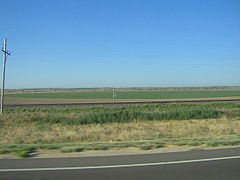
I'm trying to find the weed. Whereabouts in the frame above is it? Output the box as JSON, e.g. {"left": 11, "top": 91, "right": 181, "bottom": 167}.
{"left": 0, "top": 148, "right": 11, "bottom": 154}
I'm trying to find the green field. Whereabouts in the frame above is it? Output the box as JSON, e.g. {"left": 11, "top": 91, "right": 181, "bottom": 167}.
{"left": 6, "top": 90, "right": 240, "bottom": 99}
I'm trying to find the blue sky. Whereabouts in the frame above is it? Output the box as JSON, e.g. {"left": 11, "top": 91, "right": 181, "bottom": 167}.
{"left": 0, "top": 0, "right": 240, "bottom": 89}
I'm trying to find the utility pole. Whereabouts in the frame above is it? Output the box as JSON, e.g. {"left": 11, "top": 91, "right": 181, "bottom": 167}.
{"left": 112, "top": 89, "right": 116, "bottom": 104}
{"left": 1, "top": 38, "right": 10, "bottom": 114}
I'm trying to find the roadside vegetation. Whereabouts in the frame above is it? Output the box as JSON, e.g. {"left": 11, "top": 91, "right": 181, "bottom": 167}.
{"left": 1, "top": 102, "right": 240, "bottom": 157}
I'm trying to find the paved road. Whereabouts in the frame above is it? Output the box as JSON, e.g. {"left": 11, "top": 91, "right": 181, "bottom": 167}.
{"left": 0, "top": 147, "right": 240, "bottom": 180}
{"left": 5, "top": 98, "right": 240, "bottom": 108}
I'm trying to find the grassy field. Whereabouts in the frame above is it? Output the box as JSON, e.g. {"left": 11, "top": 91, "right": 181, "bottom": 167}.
{"left": 1, "top": 102, "right": 240, "bottom": 157}
{"left": 5, "top": 90, "right": 240, "bottom": 99}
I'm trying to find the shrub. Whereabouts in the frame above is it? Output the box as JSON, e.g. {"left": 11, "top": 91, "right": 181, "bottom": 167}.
{"left": 16, "top": 151, "right": 30, "bottom": 158}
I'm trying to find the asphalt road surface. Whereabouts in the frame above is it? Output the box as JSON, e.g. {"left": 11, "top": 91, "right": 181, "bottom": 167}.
{"left": 0, "top": 147, "right": 240, "bottom": 180}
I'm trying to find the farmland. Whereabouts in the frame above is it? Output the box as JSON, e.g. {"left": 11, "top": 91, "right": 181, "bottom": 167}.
{"left": 4, "top": 88, "right": 240, "bottom": 105}
{"left": 5, "top": 89, "right": 240, "bottom": 99}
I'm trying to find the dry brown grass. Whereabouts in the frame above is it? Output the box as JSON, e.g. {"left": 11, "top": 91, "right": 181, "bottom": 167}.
{"left": 1, "top": 118, "right": 239, "bottom": 144}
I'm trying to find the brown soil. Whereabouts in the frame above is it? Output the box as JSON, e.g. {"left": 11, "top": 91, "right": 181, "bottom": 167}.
{"left": 5, "top": 96, "right": 240, "bottom": 105}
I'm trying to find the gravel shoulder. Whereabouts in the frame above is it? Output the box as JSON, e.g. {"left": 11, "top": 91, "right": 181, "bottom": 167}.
{"left": 1, "top": 145, "right": 240, "bottom": 159}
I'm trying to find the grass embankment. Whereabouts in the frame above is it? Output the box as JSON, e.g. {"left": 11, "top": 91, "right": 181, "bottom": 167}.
{"left": 5, "top": 90, "right": 240, "bottom": 99}
{"left": 1, "top": 103, "right": 240, "bottom": 157}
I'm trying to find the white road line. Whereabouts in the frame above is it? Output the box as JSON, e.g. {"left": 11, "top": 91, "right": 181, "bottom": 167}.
{"left": 0, "top": 155, "right": 240, "bottom": 172}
